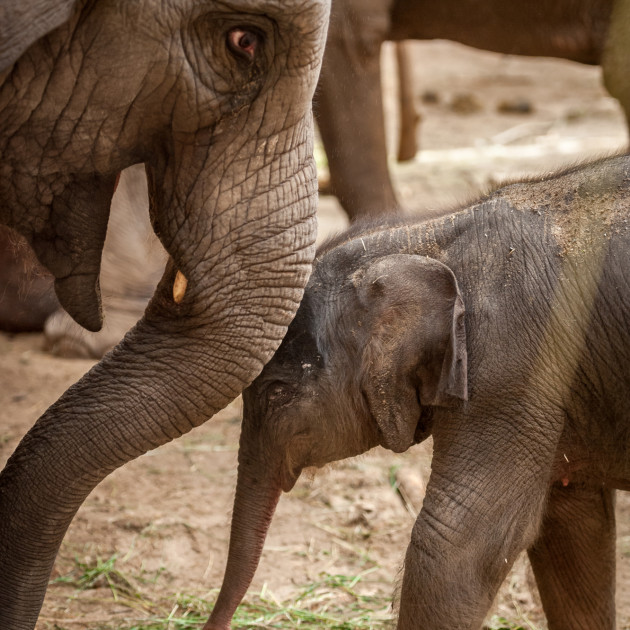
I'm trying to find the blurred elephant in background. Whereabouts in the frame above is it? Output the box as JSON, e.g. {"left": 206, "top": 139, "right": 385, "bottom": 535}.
{"left": 317, "top": 0, "right": 629, "bottom": 219}
{"left": 0, "top": 0, "right": 330, "bottom": 628}
{"left": 394, "top": 41, "right": 421, "bottom": 163}
{"left": 207, "top": 153, "right": 630, "bottom": 629}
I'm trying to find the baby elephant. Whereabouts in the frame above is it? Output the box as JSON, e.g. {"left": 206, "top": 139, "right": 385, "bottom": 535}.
{"left": 206, "top": 154, "right": 630, "bottom": 630}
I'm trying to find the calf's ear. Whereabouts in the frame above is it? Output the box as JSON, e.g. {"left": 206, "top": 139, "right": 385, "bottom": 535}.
{"left": 354, "top": 254, "right": 467, "bottom": 452}
{"left": 0, "top": 1, "right": 78, "bottom": 72}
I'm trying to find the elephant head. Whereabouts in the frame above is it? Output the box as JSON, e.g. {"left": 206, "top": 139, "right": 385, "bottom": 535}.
{"left": 1, "top": 0, "right": 329, "bottom": 332}
{"left": 207, "top": 238, "right": 467, "bottom": 629}
{"left": 0, "top": 1, "right": 330, "bottom": 627}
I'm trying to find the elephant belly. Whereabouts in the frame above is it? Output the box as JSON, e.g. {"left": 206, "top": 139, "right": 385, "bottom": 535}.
{"left": 391, "top": 0, "right": 610, "bottom": 63}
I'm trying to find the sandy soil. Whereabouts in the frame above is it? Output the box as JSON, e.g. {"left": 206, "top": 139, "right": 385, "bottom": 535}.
{"left": 2, "top": 40, "right": 630, "bottom": 629}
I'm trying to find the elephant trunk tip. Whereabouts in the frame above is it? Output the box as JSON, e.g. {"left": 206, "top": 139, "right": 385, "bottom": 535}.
{"left": 202, "top": 616, "right": 230, "bottom": 630}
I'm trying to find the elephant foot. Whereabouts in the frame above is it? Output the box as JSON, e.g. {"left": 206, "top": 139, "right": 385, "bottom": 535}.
{"left": 43, "top": 297, "right": 149, "bottom": 359}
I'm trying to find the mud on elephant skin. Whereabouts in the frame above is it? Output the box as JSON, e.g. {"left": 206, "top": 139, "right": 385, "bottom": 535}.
{"left": 208, "top": 153, "right": 630, "bottom": 630}
{"left": 317, "top": 0, "right": 628, "bottom": 219}
{"left": 0, "top": 1, "right": 330, "bottom": 628}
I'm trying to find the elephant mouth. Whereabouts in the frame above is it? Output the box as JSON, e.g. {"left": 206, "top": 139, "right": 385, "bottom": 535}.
{"left": 280, "top": 470, "right": 300, "bottom": 493}
{"left": 413, "top": 407, "right": 434, "bottom": 444}
{"left": 279, "top": 449, "right": 304, "bottom": 493}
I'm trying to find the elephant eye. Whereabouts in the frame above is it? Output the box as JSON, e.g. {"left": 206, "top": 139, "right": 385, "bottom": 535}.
{"left": 266, "top": 381, "right": 293, "bottom": 407}
{"left": 227, "top": 27, "right": 262, "bottom": 61}
{"left": 268, "top": 384, "right": 284, "bottom": 400}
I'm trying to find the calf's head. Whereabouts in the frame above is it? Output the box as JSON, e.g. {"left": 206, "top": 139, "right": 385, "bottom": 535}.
{"left": 243, "top": 248, "right": 468, "bottom": 485}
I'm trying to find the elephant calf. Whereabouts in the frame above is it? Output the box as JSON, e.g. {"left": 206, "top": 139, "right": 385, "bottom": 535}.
{"left": 206, "top": 153, "right": 630, "bottom": 630}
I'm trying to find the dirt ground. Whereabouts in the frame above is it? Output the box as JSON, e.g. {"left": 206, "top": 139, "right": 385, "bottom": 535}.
{"left": 2, "top": 41, "right": 630, "bottom": 629}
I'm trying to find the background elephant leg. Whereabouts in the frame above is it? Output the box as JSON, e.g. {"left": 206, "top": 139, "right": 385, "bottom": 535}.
{"left": 44, "top": 299, "right": 152, "bottom": 358}
{"left": 316, "top": 39, "right": 400, "bottom": 219}
{"left": 528, "top": 482, "right": 616, "bottom": 630}
{"left": 602, "top": 0, "right": 630, "bottom": 143}
{"left": 396, "top": 41, "right": 420, "bottom": 162}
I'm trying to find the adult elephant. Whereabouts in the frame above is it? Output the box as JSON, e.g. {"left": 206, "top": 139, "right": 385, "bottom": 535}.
{"left": 316, "top": 0, "right": 626, "bottom": 219}
{"left": 0, "top": 0, "right": 330, "bottom": 628}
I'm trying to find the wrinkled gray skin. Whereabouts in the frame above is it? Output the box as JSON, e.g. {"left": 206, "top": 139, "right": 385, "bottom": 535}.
{"left": 317, "top": 0, "right": 629, "bottom": 219}
{"left": 0, "top": 164, "right": 166, "bottom": 357}
{"left": 209, "top": 154, "right": 630, "bottom": 630}
{"left": 0, "top": 1, "right": 330, "bottom": 628}
{"left": 43, "top": 164, "right": 166, "bottom": 358}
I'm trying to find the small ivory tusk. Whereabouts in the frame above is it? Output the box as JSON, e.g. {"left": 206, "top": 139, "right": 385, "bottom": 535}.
{"left": 173, "top": 270, "right": 188, "bottom": 304}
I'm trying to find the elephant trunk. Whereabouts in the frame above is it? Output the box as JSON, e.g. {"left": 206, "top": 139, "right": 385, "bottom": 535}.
{"left": 204, "top": 457, "right": 283, "bottom": 630}
{"left": 0, "top": 117, "right": 317, "bottom": 630}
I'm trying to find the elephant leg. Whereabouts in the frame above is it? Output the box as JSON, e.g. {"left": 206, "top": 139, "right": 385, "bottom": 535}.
{"left": 315, "top": 5, "right": 400, "bottom": 219}
{"left": 397, "top": 408, "right": 559, "bottom": 629}
{"left": 602, "top": 0, "right": 630, "bottom": 143}
{"left": 396, "top": 41, "right": 420, "bottom": 163}
{"left": 527, "top": 482, "right": 616, "bottom": 630}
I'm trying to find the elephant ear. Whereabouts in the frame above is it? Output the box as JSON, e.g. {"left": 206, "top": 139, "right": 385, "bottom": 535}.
{"left": 355, "top": 254, "right": 467, "bottom": 453}
{"left": 0, "top": 1, "right": 78, "bottom": 72}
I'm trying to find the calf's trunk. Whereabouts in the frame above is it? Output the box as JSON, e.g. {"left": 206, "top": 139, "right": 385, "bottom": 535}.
{"left": 204, "top": 460, "right": 282, "bottom": 630}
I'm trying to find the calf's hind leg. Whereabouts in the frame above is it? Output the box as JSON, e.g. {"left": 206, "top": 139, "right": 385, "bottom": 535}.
{"left": 396, "top": 414, "right": 556, "bottom": 629}
{"left": 528, "top": 482, "right": 616, "bottom": 630}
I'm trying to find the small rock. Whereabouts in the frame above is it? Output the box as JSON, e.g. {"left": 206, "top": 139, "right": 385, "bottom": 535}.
{"left": 421, "top": 90, "right": 440, "bottom": 105}
{"left": 449, "top": 93, "right": 482, "bottom": 114}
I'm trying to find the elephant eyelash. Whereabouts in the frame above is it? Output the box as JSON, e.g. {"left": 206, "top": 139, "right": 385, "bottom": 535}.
{"left": 268, "top": 385, "right": 287, "bottom": 401}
